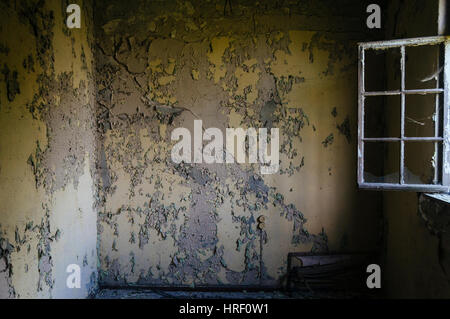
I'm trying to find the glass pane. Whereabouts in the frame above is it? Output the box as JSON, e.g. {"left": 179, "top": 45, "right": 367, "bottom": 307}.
{"left": 405, "top": 94, "right": 441, "bottom": 137}
{"left": 364, "top": 48, "right": 401, "bottom": 92}
{"left": 405, "top": 43, "right": 443, "bottom": 90}
{"left": 364, "top": 95, "right": 401, "bottom": 138}
{"left": 404, "top": 142, "right": 439, "bottom": 184}
{"left": 364, "top": 142, "right": 399, "bottom": 183}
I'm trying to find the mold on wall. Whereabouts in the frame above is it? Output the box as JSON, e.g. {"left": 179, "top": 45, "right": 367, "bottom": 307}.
{"left": 94, "top": 0, "right": 382, "bottom": 287}
{"left": 0, "top": 0, "right": 98, "bottom": 298}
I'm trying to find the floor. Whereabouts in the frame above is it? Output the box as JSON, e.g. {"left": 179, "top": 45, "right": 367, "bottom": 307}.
{"left": 95, "top": 288, "right": 368, "bottom": 299}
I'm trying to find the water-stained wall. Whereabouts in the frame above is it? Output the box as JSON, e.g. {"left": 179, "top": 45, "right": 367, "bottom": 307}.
{"left": 95, "top": 0, "right": 382, "bottom": 287}
{"left": 0, "top": 0, "right": 98, "bottom": 298}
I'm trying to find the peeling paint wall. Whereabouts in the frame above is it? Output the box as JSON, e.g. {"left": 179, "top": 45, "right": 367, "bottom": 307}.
{"left": 0, "top": 0, "right": 97, "bottom": 298}
{"left": 95, "top": 0, "right": 382, "bottom": 287}
{"left": 381, "top": 0, "right": 450, "bottom": 298}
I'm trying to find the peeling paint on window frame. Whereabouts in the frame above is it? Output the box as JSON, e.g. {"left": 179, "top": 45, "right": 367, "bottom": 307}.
{"left": 357, "top": 36, "right": 450, "bottom": 192}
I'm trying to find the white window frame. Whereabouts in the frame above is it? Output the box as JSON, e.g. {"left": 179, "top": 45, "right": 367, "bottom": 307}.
{"left": 358, "top": 36, "right": 450, "bottom": 192}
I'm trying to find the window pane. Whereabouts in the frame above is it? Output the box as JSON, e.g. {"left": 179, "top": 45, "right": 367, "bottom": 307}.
{"left": 364, "top": 95, "right": 401, "bottom": 138}
{"left": 404, "top": 142, "right": 439, "bottom": 184}
{"left": 364, "top": 142, "right": 399, "bottom": 183}
{"left": 364, "top": 48, "right": 401, "bottom": 92}
{"left": 405, "top": 94, "right": 441, "bottom": 137}
{"left": 405, "top": 43, "right": 443, "bottom": 90}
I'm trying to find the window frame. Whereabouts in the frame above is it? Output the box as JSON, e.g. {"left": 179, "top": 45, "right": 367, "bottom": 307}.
{"left": 358, "top": 36, "right": 450, "bottom": 192}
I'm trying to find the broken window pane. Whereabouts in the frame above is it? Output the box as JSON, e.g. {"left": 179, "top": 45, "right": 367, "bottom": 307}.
{"left": 364, "top": 48, "right": 401, "bottom": 92}
{"left": 405, "top": 43, "right": 444, "bottom": 90}
{"left": 405, "top": 94, "right": 441, "bottom": 137}
{"left": 364, "top": 95, "right": 401, "bottom": 138}
{"left": 404, "top": 142, "right": 438, "bottom": 184}
{"left": 364, "top": 142, "right": 399, "bottom": 183}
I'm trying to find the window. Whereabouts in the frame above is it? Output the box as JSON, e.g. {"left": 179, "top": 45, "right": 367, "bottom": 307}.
{"left": 358, "top": 36, "right": 450, "bottom": 192}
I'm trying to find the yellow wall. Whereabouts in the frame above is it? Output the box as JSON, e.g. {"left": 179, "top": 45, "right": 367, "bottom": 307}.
{"left": 95, "top": 0, "right": 381, "bottom": 287}
{"left": 0, "top": 0, "right": 97, "bottom": 298}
